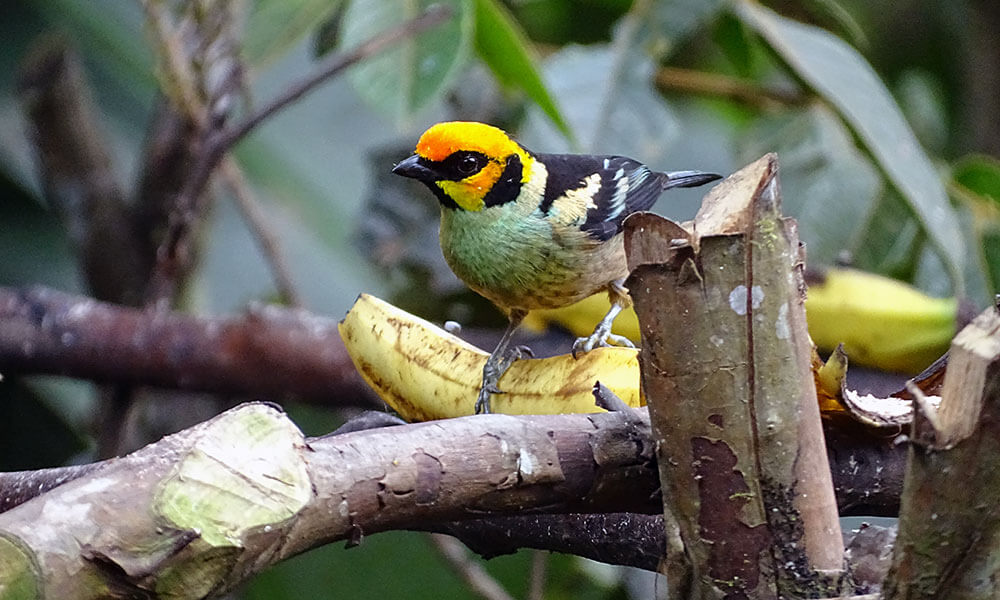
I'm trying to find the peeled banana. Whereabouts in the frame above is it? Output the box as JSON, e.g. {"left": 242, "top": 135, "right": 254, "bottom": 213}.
{"left": 804, "top": 268, "right": 957, "bottom": 374}
{"left": 338, "top": 294, "right": 642, "bottom": 422}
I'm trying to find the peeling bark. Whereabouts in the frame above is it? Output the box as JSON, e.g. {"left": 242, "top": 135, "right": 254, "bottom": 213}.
{"left": 625, "top": 155, "right": 848, "bottom": 598}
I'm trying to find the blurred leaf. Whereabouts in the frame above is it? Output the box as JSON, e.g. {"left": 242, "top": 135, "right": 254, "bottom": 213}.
{"left": 0, "top": 177, "right": 80, "bottom": 290}
{"left": 850, "top": 189, "right": 922, "bottom": 281}
{"left": 951, "top": 155, "right": 1000, "bottom": 299}
{"left": 712, "top": 13, "right": 756, "bottom": 76}
{"left": 802, "top": 0, "right": 867, "bottom": 49}
{"left": 736, "top": 1, "right": 966, "bottom": 294}
{"left": 517, "top": 0, "right": 693, "bottom": 159}
{"left": 645, "top": 0, "right": 725, "bottom": 58}
{"left": 895, "top": 69, "right": 948, "bottom": 153}
{"left": 983, "top": 231, "right": 1000, "bottom": 296}
{"left": 312, "top": 1, "right": 349, "bottom": 57}
{"left": 28, "top": 0, "right": 155, "bottom": 91}
{"left": 472, "top": 0, "right": 570, "bottom": 139}
{"left": 741, "top": 104, "right": 881, "bottom": 266}
{"left": 519, "top": 44, "right": 678, "bottom": 157}
{"left": 0, "top": 379, "right": 88, "bottom": 470}
{"left": 952, "top": 204, "right": 993, "bottom": 304}
{"left": 247, "top": 530, "right": 611, "bottom": 600}
{"left": 952, "top": 154, "right": 1000, "bottom": 206}
{"left": 505, "top": 0, "right": 630, "bottom": 46}
{"left": 245, "top": 0, "right": 345, "bottom": 65}
{"left": 341, "top": 0, "right": 473, "bottom": 122}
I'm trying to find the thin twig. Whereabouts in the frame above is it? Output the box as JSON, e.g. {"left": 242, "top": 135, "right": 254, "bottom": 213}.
{"left": 143, "top": 4, "right": 452, "bottom": 305}
{"left": 219, "top": 158, "right": 304, "bottom": 308}
{"left": 217, "top": 4, "right": 451, "bottom": 152}
{"left": 140, "top": 0, "right": 211, "bottom": 129}
{"left": 428, "top": 533, "right": 516, "bottom": 600}
{"left": 655, "top": 66, "right": 805, "bottom": 109}
{"left": 526, "top": 550, "right": 548, "bottom": 600}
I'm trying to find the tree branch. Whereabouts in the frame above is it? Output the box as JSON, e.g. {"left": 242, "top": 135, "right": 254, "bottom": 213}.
{"left": 0, "top": 404, "right": 657, "bottom": 595}
{"left": 18, "top": 36, "right": 147, "bottom": 305}
{"left": 0, "top": 284, "right": 909, "bottom": 518}
{"left": 143, "top": 4, "right": 452, "bottom": 305}
{"left": 0, "top": 285, "right": 374, "bottom": 405}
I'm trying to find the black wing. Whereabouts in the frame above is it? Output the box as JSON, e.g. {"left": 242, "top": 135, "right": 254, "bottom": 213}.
{"left": 537, "top": 153, "right": 666, "bottom": 242}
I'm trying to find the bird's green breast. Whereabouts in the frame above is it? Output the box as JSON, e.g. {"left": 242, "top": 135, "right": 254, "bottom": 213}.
{"left": 439, "top": 202, "right": 623, "bottom": 312}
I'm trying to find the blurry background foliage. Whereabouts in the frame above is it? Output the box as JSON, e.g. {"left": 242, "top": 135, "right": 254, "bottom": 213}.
{"left": 2, "top": 0, "right": 1000, "bottom": 597}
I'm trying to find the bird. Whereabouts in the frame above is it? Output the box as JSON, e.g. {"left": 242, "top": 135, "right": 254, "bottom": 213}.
{"left": 392, "top": 121, "right": 721, "bottom": 414}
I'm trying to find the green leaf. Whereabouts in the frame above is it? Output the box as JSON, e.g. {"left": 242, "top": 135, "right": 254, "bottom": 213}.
{"left": 895, "top": 69, "right": 948, "bottom": 153}
{"left": 713, "top": 13, "right": 756, "bottom": 76}
{"left": 952, "top": 155, "right": 1000, "bottom": 298}
{"left": 517, "top": 45, "right": 677, "bottom": 158}
{"left": 646, "top": 0, "right": 726, "bottom": 58}
{"left": 736, "top": 1, "right": 966, "bottom": 294}
{"left": 952, "top": 154, "right": 1000, "bottom": 207}
{"left": 245, "top": 0, "right": 345, "bottom": 65}
{"left": 472, "top": 0, "right": 570, "bottom": 139}
{"left": 851, "top": 189, "right": 922, "bottom": 281}
{"left": 983, "top": 230, "right": 1000, "bottom": 295}
{"left": 341, "top": 0, "right": 473, "bottom": 122}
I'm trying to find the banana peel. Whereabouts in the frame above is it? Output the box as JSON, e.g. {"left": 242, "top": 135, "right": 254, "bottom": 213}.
{"left": 523, "top": 294, "right": 640, "bottom": 342}
{"left": 528, "top": 267, "right": 958, "bottom": 375}
{"left": 338, "top": 294, "right": 642, "bottom": 422}
{"left": 340, "top": 293, "right": 941, "bottom": 428}
{"left": 804, "top": 268, "right": 957, "bottom": 374}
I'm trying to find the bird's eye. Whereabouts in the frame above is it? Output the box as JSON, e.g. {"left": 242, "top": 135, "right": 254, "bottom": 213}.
{"left": 458, "top": 154, "right": 481, "bottom": 174}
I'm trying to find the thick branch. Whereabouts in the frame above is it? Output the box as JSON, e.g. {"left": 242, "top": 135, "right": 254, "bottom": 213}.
{"left": 18, "top": 37, "right": 147, "bottom": 305}
{"left": 885, "top": 307, "right": 1000, "bottom": 598}
{"left": 0, "top": 404, "right": 656, "bottom": 595}
{"left": 0, "top": 286, "right": 373, "bottom": 404}
{"left": 421, "top": 513, "right": 666, "bottom": 572}
{"left": 626, "top": 155, "right": 847, "bottom": 596}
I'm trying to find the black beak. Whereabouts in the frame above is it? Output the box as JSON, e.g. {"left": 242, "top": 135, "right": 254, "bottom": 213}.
{"left": 392, "top": 154, "right": 438, "bottom": 182}
{"left": 663, "top": 170, "right": 723, "bottom": 189}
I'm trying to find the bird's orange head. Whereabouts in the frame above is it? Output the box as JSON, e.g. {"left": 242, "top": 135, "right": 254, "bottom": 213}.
{"left": 392, "top": 121, "right": 534, "bottom": 211}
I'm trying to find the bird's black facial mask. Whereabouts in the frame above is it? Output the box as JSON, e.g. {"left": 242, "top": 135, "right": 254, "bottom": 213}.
{"left": 393, "top": 151, "right": 524, "bottom": 210}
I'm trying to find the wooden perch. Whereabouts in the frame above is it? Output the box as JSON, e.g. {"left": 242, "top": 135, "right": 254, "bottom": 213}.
{"left": 0, "top": 286, "right": 374, "bottom": 405}
{"left": 884, "top": 306, "right": 1000, "bottom": 598}
{"left": 624, "top": 154, "right": 848, "bottom": 597}
{"left": 0, "top": 403, "right": 656, "bottom": 597}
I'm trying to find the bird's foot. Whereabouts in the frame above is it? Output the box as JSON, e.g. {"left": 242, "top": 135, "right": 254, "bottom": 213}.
{"left": 475, "top": 344, "right": 533, "bottom": 414}
{"left": 572, "top": 327, "right": 635, "bottom": 358}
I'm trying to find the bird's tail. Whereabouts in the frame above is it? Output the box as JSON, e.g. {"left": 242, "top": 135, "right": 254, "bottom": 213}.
{"left": 660, "top": 170, "right": 722, "bottom": 190}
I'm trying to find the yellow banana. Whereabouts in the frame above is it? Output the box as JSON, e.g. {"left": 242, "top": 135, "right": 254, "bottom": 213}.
{"left": 523, "top": 294, "right": 640, "bottom": 343}
{"left": 804, "top": 268, "right": 957, "bottom": 374}
{"left": 338, "top": 294, "right": 642, "bottom": 422}
{"left": 530, "top": 268, "right": 957, "bottom": 375}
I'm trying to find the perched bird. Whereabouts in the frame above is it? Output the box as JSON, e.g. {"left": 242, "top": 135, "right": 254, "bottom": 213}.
{"left": 393, "top": 121, "right": 720, "bottom": 414}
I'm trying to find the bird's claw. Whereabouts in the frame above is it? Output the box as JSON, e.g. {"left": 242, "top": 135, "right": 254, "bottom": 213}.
{"left": 513, "top": 345, "right": 534, "bottom": 359}
{"left": 475, "top": 384, "right": 503, "bottom": 414}
{"left": 477, "top": 344, "right": 533, "bottom": 414}
{"left": 572, "top": 331, "right": 635, "bottom": 358}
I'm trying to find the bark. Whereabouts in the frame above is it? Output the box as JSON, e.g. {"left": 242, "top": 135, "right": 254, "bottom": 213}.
{"left": 884, "top": 306, "right": 1000, "bottom": 599}
{"left": 0, "top": 404, "right": 656, "bottom": 597}
{"left": 625, "top": 154, "right": 848, "bottom": 598}
{"left": 0, "top": 286, "right": 375, "bottom": 405}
